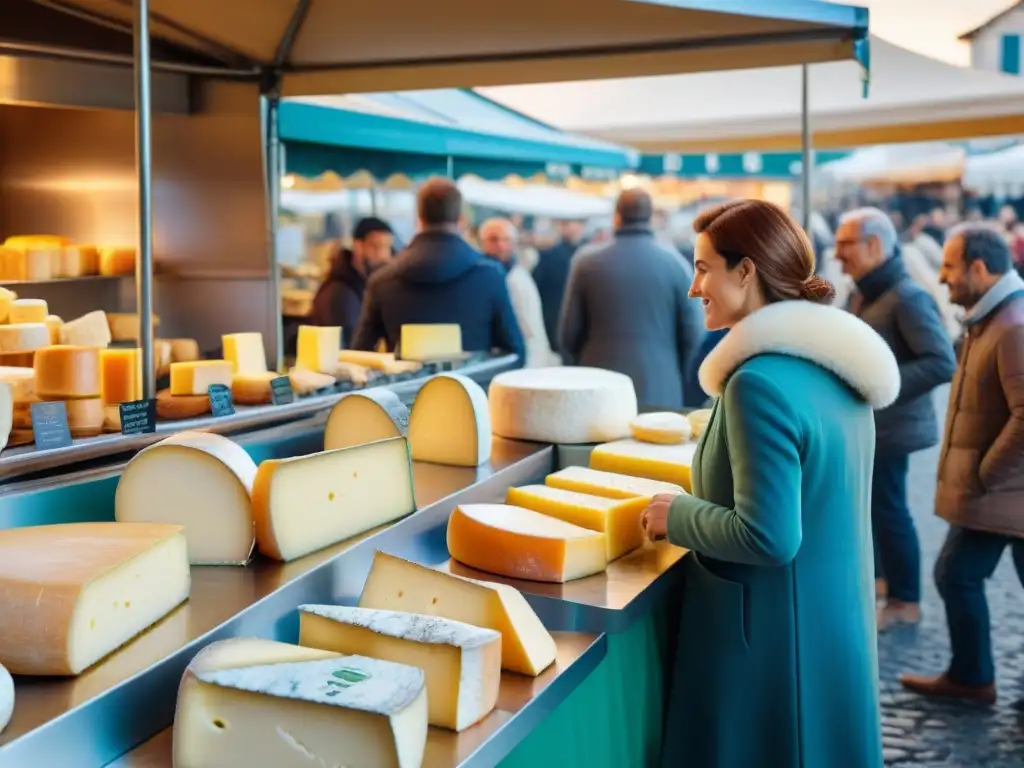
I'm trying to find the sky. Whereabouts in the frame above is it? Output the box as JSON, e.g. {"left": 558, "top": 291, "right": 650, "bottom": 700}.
{"left": 832, "top": 0, "right": 1019, "bottom": 65}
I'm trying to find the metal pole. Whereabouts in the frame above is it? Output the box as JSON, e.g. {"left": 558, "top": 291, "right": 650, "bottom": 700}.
{"left": 134, "top": 0, "right": 156, "bottom": 399}
{"left": 800, "top": 63, "right": 813, "bottom": 236}
{"left": 261, "top": 95, "right": 285, "bottom": 372}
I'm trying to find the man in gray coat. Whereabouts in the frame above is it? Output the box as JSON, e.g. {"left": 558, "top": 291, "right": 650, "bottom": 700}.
{"left": 558, "top": 189, "right": 704, "bottom": 409}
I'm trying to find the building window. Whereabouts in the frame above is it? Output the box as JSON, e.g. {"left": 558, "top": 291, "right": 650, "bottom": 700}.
{"left": 1001, "top": 34, "right": 1021, "bottom": 75}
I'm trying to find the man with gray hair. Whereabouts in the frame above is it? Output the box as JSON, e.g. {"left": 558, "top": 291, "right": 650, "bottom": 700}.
{"left": 558, "top": 188, "right": 704, "bottom": 408}
{"left": 836, "top": 206, "right": 956, "bottom": 630}
{"left": 900, "top": 223, "right": 1024, "bottom": 705}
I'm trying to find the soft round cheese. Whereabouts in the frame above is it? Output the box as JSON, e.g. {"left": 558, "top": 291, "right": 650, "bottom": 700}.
{"left": 0, "top": 661, "right": 14, "bottom": 734}
{"left": 489, "top": 367, "right": 638, "bottom": 445}
{"left": 325, "top": 390, "right": 409, "bottom": 451}
{"left": 0, "top": 323, "right": 49, "bottom": 353}
{"left": 629, "top": 412, "right": 692, "bottom": 445}
{"left": 34, "top": 345, "right": 102, "bottom": 400}
{"left": 9, "top": 298, "right": 48, "bottom": 324}
{"left": 688, "top": 408, "right": 713, "bottom": 438}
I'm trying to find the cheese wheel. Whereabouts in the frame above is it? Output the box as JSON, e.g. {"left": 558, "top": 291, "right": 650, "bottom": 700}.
{"left": 9, "top": 298, "right": 47, "bottom": 324}
{"left": 116, "top": 431, "right": 258, "bottom": 565}
{"left": 447, "top": 503, "right": 608, "bottom": 583}
{"left": 590, "top": 439, "right": 698, "bottom": 492}
{"left": 100, "top": 348, "right": 141, "bottom": 404}
{"left": 0, "top": 366, "right": 35, "bottom": 401}
{"left": 324, "top": 390, "right": 409, "bottom": 451}
{"left": 34, "top": 345, "right": 102, "bottom": 400}
{"left": 64, "top": 397, "right": 104, "bottom": 438}
{"left": 629, "top": 412, "right": 692, "bottom": 445}
{"left": 688, "top": 408, "right": 713, "bottom": 438}
{"left": 489, "top": 367, "right": 638, "bottom": 444}
{"left": 0, "top": 522, "right": 190, "bottom": 675}
{"left": 60, "top": 310, "right": 112, "bottom": 348}
{"left": 170, "top": 360, "right": 233, "bottom": 396}
{"left": 0, "top": 287, "right": 16, "bottom": 323}
{"left": 98, "top": 246, "right": 136, "bottom": 276}
{"left": 154, "top": 338, "right": 173, "bottom": 377}
{"left": 0, "top": 662, "right": 13, "bottom": 734}
{"left": 287, "top": 367, "right": 335, "bottom": 395}
{"left": 400, "top": 324, "right": 463, "bottom": 362}
{"left": 0, "top": 383, "right": 11, "bottom": 454}
{"left": 296, "top": 325, "right": 341, "bottom": 373}
{"left": 408, "top": 374, "right": 490, "bottom": 467}
{"left": 231, "top": 371, "right": 277, "bottom": 405}
{"left": 44, "top": 315, "right": 63, "bottom": 345}
{"left": 0, "top": 323, "right": 49, "bottom": 353}
{"left": 155, "top": 389, "right": 211, "bottom": 420}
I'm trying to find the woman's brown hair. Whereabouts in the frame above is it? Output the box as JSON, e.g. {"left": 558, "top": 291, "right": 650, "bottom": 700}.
{"left": 693, "top": 200, "right": 835, "bottom": 304}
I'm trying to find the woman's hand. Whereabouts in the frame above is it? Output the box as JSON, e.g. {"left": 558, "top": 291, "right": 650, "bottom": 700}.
{"left": 641, "top": 492, "right": 682, "bottom": 543}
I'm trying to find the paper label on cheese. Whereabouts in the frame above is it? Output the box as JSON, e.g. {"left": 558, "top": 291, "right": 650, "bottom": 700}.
{"left": 408, "top": 373, "right": 490, "bottom": 467}
{"left": 324, "top": 389, "right": 409, "bottom": 451}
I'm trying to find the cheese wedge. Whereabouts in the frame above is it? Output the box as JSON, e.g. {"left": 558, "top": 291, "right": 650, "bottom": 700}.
{"left": 170, "top": 360, "right": 233, "bottom": 396}
{"left": 297, "top": 325, "right": 341, "bottom": 373}
{"left": 182, "top": 653, "right": 427, "bottom": 768}
{"left": 252, "top": 437, "right": 416, "bottom": 562}
{"left": 115, "top": 431, "right": 257, "bottom": 565}
{"left": 9, "top": 298, "right": 47, "bottom": 324}
{"left": 0, "top": 522, "right": 190, "bottom": 675}
{"left": 400, "top": 323, "right": 462, "bottom": 361}
{"left": 448, "top": 503, "right": 607, "bottom": 583}
{"left": 507, "top": 484, "right": 645, "bottom": 560}
{"left": 34, "top": 345, "right": 102, "bottom": 400}
{"left": 222, "top": 332, "right": 267, "bottom": 375}
{"left": 629, "top": 411, "right": 692, "bottom": 444}
{"left": 408, "top": 373, "right": 490, "bottom": 467}
{"left": 590, "top": 439, "right": 698, "bottom": 492}
{"left": 359, "top": 551, "right": 555, "bottom": 676}
{"left": 545, "top": 465, "right": 685, "bottom": 500}
{"left": 299, "top": 605, "right": 501, "bottom": 731}
{"left": 338, "top": 350, "right": 396, "bottom": 370}
{"left": 59, "top": 310, "right": 112, "bottom": 348}
{"left": 324, "top": 390, "right": 409, "bottom": 451}
{"left": 0, "top": 662, "right": 12, "bottom": 735}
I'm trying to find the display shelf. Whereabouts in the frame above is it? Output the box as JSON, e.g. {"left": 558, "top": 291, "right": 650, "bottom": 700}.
{"left": 105, "top": 633, "right": 607, "bottom": 768}
{"left": 0, "top": 274, "right": 131, "bottom": 287}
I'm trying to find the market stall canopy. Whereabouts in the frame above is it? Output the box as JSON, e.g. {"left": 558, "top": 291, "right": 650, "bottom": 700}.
{"left": 635, "top": 149, "right": 849, "bottom": 179}
{"left": 817, "top": 143, "right": 966, "bottom": 186}
{"left": 962, "top": 143, "right": 1024, "bottom": 196}
{"left": 281, "top": 89, "right": 636, "bottom": 186}
{"left": 476, "top": 36, "right": 1024, "bottom": 153}
{"left": 4, "top": 0, "right": 867, "bottom": 95}
{"left": 457, "top": 178, "right": 614, "bottom": 218}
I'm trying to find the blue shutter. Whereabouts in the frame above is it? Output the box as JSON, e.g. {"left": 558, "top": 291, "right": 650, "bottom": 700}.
{"left": 1001, "top": 34, "right": 1021, "bottom": 75}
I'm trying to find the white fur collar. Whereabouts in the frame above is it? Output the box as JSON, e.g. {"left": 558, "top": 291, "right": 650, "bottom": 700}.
{"left": 698, "top": 301, "right": 901, "bottom": 409}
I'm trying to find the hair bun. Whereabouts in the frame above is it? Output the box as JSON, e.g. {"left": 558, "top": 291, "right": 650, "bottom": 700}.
{"left": 801, "top": 275, "right": 836, "bottom": 304}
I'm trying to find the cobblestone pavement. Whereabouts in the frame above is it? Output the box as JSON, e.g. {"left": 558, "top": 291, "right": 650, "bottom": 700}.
{"left": 880, "top": 388, "right": 1024, "bottom": 767}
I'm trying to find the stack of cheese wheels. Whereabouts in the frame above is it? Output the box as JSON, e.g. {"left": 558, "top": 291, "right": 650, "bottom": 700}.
{"left": 0, "top": 288, "right": 50, "bottom": 368}
{"left": 489, "top": 366, "right": 638, "bottom": 444}
{"left": 1, "top": 366, "right": 37, "bottom": 447}
{"left": 33, "top": 345, "right": 104, "bottom": 438}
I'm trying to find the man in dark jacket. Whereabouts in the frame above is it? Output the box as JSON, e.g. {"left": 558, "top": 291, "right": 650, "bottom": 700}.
{"left": 351, "top": 178, "right": 525, "bottom": 362}
{"left": 310, "top": 217, "right": 394, "bottom": 346}
{"left": 533, "top": 219, "right": 585, "bottom": 352}
{"left": 559, "top": 189, "right": 704, "bottom": 409}
{"left": 837, "top": 207, "right": 957, "bottom": 630}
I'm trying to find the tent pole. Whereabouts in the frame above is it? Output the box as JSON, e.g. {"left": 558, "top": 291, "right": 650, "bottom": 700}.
{"left": 800, "top": 63, "right": 813, "bottom": 236}
{"left": 261, "top": 95, "right": 285, "bottom": 372}
{"left": 134, "top": 0, "right": 156, "bottom": 399}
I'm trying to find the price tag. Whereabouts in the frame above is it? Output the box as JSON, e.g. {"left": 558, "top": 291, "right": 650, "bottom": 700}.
{"left": 30, "top": 401, "right": 72, "bottom": 450}
{"left": 119, "top": 399, "right": 157, "bottom": 435}
{"left": 270, "top": 376, "right": 294, "bottom": 405}
{"left": 207, "top": 384, "right": 235, "bottom": 417}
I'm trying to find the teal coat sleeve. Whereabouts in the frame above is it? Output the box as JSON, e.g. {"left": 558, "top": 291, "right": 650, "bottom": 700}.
{"left": 666, "top": 368, "right": 804, "bottom": 566}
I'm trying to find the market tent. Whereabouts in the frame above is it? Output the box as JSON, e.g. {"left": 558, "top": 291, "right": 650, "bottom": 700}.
{"left": 962, "top": 144, "right": 1024, "bottom": 196}
{"left": 4, "top": 0, "right": 867, "bottom": 94}
{"left": 477, "top": 36, "right": 1024, "bottom": 153}
{"left": 281, "top": 89, "right": 636, "bottom": 186}
{"left": 817, "top": 143, "right": 966, "bottom": 185}
{"left": 457, "top": 178, "right": 614, "bottom": 218}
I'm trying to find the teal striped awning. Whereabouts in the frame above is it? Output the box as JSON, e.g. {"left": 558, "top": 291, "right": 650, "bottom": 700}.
{"left": 638, "top": 150, "right": 850, "bottom": 179}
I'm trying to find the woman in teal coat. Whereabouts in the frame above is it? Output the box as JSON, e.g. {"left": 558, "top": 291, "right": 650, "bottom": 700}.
{"left": 643, "top": 200, "right": 900, "bottom": 767}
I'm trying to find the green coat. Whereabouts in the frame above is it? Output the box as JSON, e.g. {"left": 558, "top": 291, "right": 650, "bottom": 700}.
{"left": 662, "top": 301, "right": 900, "bottom": 768}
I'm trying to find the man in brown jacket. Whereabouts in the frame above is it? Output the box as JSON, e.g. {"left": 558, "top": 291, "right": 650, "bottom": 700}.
{"left": 901, "top": 223, "right": 1024, "bottom": 704}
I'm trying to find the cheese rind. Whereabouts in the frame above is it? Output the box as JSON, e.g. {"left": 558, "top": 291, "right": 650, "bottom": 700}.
{"left": 325, "top": 389, "right": 409, "bottom": 451}
{"left": 507, "top": 484, "right": 645, "bottom": 560}
{"left": 359, "top": 551, "right": 556, "bottom": 676}
{"left": 115, "top": 431, "right": 257, "bottom": 565}
{"left": 297, "top": 325, "right": 341, "bottom": 373}
{"left": 59, "top": 310, "right": 112, "bottom": 348}
{"left": 0, "top": 522, "right": 190, "bottom": 675}
{"left": 252, "top": 437, "right": 416, "bottom": 562}
{"left": 9, "top": 298, "right": 48, "bottom": 324}
{"left": 170, "top": 360, "right": 234, "bottom": 395}
{"left": 448, "top": 503, "right": 608, "bottom": 583}
{"left": 629, "top": 411, "right": 692, "bottom": 444}
{"left": 400, "top": 323, "right": 462, "bottom": 361}
{"left": 222, "top": 332, "right": 267, "bottom": 375}
{"left": 546, "top": 465, "right": 685, "bottom": 499}
{"left": 590, "top": 439, "right": 698, "bottom": 492}
{"left": 34, "top": 345, "right": 102, "bottom": 400}
{"left": 0, "top": 662, "right": 13, "bottom": 734}
{"left": 0, "top": 323, "right": 49, "bottom": 353}
{"left": 489, "top": 367, "right": 638, "bottom": 444}
{"left": 408, "top": 373, "right": 490, "bottom": 467}
{"left": 298, "top": 605, "right": 501, "bottom": 731}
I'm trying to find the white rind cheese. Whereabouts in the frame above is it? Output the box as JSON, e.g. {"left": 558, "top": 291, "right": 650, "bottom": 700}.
{"left": 324, "top": 389, "right": 409, "bottom": 451}
{"left": 629, "top": 411, "right": 692, "bottom": 444}
{"left": 409, "top": 373, "right": 490, "bottom": 466}
{"left": 299, "top": 605, "right": 501, "bottom": 731}
{"left": 489, "top": 367, "right": 638, "bottom": 444}
{"left": 0, "top": 662, "right": 13, "bottom": 734}
{"left": 115, "top": 431, "right": 258, "bottom": 565}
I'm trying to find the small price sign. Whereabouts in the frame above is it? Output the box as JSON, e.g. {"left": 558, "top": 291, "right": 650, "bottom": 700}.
{"left": 270, "top": 376, "right": 294, "bottom": 405}
{"left": 119, "top": 399, "right": 157, "bottom": 435}
{"left": 30, "top": 401, "right": 72, "bottom": 450}
{"left": 208, "top": 384, "right": 235, "bottom": 417}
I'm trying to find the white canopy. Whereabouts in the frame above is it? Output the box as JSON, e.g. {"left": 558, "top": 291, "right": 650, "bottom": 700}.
{"left": 478, "top": 37, "right": 1024, "bottom": 153}
{"left": 962, "top": 145, "right": 1024, "bottom": 196}
{"left": 457, "top": 178, "right": 613, "bottom": 218}
{"left": 818, "top": 143, "right": 967, "bottom": 185}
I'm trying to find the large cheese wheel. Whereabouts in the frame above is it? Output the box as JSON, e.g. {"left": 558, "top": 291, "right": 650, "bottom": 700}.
{"left": 0, "top": 323, "right": 49, "bottom": 353}
{"left": 34, "top": 345, "right": 102, "bottom": 400}
{"left": 0, "top": 661, "right": 12, "bottom": 734}
{"left": 324, "top": 390, "right": 409, "bottom": 451}
{"left": 115, "top": 431, "right": 258, "bottom": 565}
{"left": 489, "top": 367, "right": 638, "bottom": 445}
{"left": 409, "top": 374, "right": 490, "bottom": 467}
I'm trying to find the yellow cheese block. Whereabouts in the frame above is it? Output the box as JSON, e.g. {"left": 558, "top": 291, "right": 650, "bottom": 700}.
{"left": 546, "top": 465, "right": 685, "bottom": 500}
{"left": 9, "top": 298, "right": 47, "bottom": 324}
{"left": 3, "top": 246, "right": 54, "bottom": 281}
{"left": 58, "top": 245, "right": 99, "bottom": 278}
{"left": 252, "top": 437, "right": 416, "bottom": 562}
{"left": 337, "top": 349, "right": 396, "bottom": 370}
{"left": 231, "top": 371, "right": 278, "bottom": 405}
{"left": 107, "top": 312, "right": 160, "bottom": 342}
{"left": 297, "top": 325, "right": 341, "bottom": 373}
{"left": 408, "top": 373, "right": 490, "bottom": 467}
{"left": 0, "top": 522, "right": 190, "bottom": 675}
{"left": 629, "top": 411, "right": 692, "bottom": 444}
{"left": 98, "top": 246, "right": 136, "bottom": 276}
{"left": 448, "top": 503, "right": 608, "bottom": 583}
{"left": 0, "top": 366, "right": 35, "bottom": 401}
{"left": 0, "top": 287, "right": 16, "bottom": 323}
{"left": 170, "top": 360, "right": 233, "bottom": 395}
{"left": 298, "top": 605, "right": 501, "bottom": 731}
{"left": 60, "top": 310, "right": 112, "bottom": 348}
{"left": 359, "top": 551, "right": 556, "bottom": 676}
{"left": 0, "top": 323, "right": 49, "bottom": 353}
{"left": 324, "top": 390, "right": 409, "bottom": 451}
{"left": 590, "top": 439, "right": 698, "bottom": 491}
{"left": 506, "top": 484, "right": 645, "bottom": 560}
{"left": 34, "top": 345, "right": 102, "bottom": 400}
{"left": 400, "top": 323, "right": 462, "bottom": 361}
{"left": 100, "top": 348, "right": 141, "bottom": 404}
{"left": 222, "top": 332, "right": 267, "bottom": 375}
{"left": 64, "top": 397, "right": 104, "bottom": 438}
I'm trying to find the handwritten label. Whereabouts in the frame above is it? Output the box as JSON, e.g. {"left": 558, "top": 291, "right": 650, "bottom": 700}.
{"left": 119, "top": 399, "right": 157, "bottom": 435}
{"left": 207, "top": 384, "right": 235, "bottom": 417}
{"left": 30, "top": 401, "right": 72, "bottom": 450}
{"left": 270, "top": 376, "right": 294, "bottom": 405}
